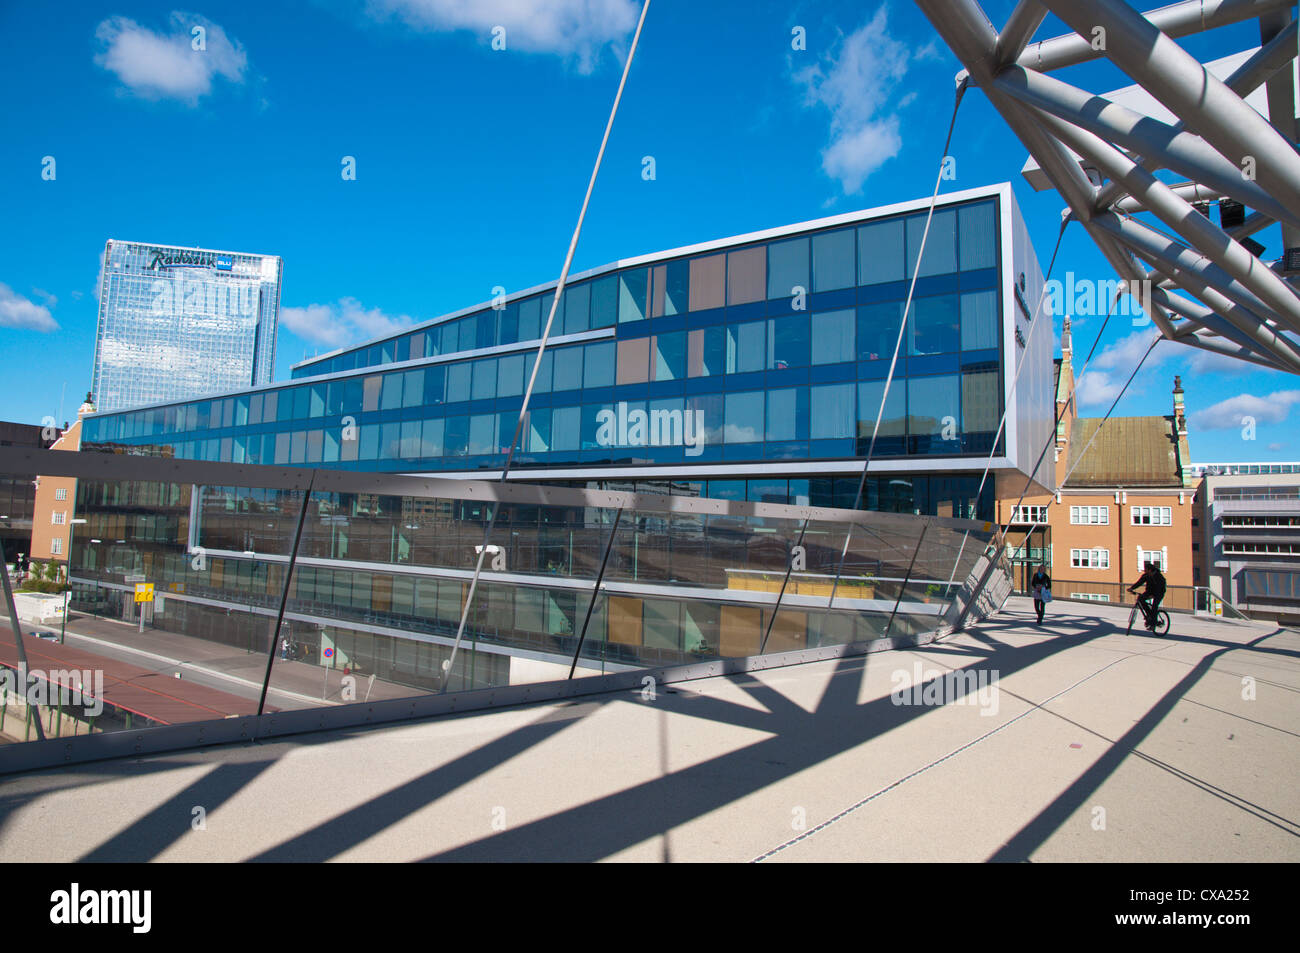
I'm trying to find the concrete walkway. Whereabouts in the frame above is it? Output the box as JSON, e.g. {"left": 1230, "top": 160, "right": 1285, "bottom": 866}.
{"left": 0, "top": 597, "right": 1295, "bottom": 862}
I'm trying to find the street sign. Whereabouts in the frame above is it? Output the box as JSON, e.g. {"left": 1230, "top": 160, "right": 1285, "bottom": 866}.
{"left": 323, "top": 647, "right": 334, "bottom": 659}
{"left": 125, "top": 574, "right": 146, "bottom": 584}
{"left": 133, "top": 583, "right": 154, "bottom": 603}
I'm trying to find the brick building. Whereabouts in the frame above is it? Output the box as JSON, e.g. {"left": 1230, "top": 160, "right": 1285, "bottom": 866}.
{"left": 29, "top": 394, "right": 96, "bottom": 568}
{"left": 999, "top": 318, "right": 1197, "bottom": 608}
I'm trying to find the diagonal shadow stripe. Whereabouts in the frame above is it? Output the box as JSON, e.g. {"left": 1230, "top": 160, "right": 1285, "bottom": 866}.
{"left": 246, "top": 702, "right": 602, "bottom": 862}
{"left": 986, "top": 630, "right": 1288, "bottom": 861}
{"left": 77, "top": 756, "right": 280, "bottom": 862}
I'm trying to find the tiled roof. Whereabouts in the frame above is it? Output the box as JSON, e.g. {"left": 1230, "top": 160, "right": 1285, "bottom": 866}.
{"left": 1065, "top": 415, "right": 1181, "bottom": 487}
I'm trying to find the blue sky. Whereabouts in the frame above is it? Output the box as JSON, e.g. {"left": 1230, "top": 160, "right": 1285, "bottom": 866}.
{"left": 0, "top": 0, "right": 1295, "bottom": 461}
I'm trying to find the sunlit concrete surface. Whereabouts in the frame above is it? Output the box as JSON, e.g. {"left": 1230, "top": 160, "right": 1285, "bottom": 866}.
{"left": 0, "top": 597, "right": 1296, "bottom": 862}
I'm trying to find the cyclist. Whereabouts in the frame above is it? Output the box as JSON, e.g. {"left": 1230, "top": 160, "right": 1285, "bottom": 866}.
{"left": 1128, "top": 561, "right": 1167, "bottom": 631}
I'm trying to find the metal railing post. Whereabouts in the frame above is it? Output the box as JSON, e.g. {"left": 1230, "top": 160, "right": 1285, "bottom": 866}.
{"left": 257, "top": 475, "right": 315, "bottom": 717}
{"left": 1, "top": 552, "right": 43, "bottom": 740}
{"left": 567, "top": 507, "right": 623, "bottom": 679}
{"left": 884, "top": 522, "right": 928, "bottom": 639}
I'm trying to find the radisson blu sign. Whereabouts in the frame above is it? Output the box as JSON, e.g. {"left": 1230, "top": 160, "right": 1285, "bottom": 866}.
{"left": 146, "top": 249, "right": 235, "bottom": 271}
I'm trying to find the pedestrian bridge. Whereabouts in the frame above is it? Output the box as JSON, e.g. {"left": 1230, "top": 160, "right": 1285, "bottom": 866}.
{"left": 0, "top": 598, "right": 1293, "bottom": 862}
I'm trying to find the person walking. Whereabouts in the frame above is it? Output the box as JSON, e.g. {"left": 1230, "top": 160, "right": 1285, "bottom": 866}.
{"left": 1030, "top": 565, "right": 1052, "bottom": 624}
{"left": 1128, "top": 562, "right": 1167, "bottom": 631}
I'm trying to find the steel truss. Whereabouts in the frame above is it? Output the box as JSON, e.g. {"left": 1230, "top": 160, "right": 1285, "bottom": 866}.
{"left": 916, "top": 0, "right": 1300, "bottom": 373}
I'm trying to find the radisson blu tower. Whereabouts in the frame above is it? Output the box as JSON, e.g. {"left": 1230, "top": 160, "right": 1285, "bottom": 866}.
{"left": 90, "top": 240, "right": 283, "bottom": 413}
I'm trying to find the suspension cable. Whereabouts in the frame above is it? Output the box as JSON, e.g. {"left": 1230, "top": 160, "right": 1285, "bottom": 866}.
{"left": 441, "top": 0, "right": 652, "bottom": 690}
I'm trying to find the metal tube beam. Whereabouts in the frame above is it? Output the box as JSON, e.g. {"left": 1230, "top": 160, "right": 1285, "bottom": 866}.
{"left": 1016, "top": 0, "right": 1294, "bottom": 73}
{"left": 994, "top": 1, "right": 1049, "bottom": 67}
{"left": 1094, "top": 216, "right": 1300, "bottom": 369}
{"left": 1041, "top": 0, "right": 1300, "bottom": 219}
{"left": 1094, "top": 213, "right": 1292, "bottom": 331}
{"left": 1172, "top": 329, "right": 1296, "bottom": 371}
{"left": 1031, "top": 107, "right": 1300, "bottom": 332}
{"left": 1097, "top": 18, "right": 1300, "bottom": 208}
{"left": 992, "top": 66, "right": 1300, "bottom": 230}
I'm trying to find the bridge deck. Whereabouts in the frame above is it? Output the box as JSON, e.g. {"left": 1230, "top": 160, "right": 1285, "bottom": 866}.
{"left": 0, "top": 598, "right": 1295, "bottom": 862}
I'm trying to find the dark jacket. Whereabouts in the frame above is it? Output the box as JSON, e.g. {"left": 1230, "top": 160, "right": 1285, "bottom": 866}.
{"left": 1129, "top": 568, "right": 1167, "bottom": 598}
{"left": 1030, "top": 571, "right": 1051, "bottom": 592}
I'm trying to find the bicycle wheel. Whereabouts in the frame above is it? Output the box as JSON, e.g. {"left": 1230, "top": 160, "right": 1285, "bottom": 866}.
{"left": 1153, "top": 610, "right": 1170, "bottom": 636}
{"left": 1126, "top": 604, "right": 1138, "bottom": 636}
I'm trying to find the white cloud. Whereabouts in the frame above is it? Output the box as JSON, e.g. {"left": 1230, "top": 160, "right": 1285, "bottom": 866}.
{"left": 1190, "top": 390, "right": 1300, "bottom": 431}
{"left": 367, "top": 0, "right": 639, "bottom": 73}
{"left": 1072, "top": 330, "right": 1164, "bottom": 409}
{"left": 794, "top": 7, "right": 922, "bottom": 193}
{"left": 1074, "top": 369, "right": 1125, "bottom": 407}
{"left": 281, "top": 297, "right": 415, "bottom": 348}
{"left": 0, "top": 284, "right": 58, "bottom": 332}
{"left": 94, "top": 12, "right": 248, "bottom": 104}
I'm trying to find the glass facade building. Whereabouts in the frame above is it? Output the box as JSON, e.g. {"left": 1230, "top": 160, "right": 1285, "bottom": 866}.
{"left": 40, "top": 183, "right": 1049, "bottom": 711}
{"left": 81, "top": 184, "right": 1053, "bottom": 518}
{"left": 91, "top": 240, "right": 282, "bottom": 413}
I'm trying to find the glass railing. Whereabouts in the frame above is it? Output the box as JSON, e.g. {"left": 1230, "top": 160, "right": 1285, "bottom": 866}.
{"left": 1, "top": 445, "right": 1008, "bottom": 766}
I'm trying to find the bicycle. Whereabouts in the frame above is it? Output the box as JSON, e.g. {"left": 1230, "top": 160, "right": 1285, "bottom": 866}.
{"left": 1126, "top": 596, "right": 1170, "bottom": 636}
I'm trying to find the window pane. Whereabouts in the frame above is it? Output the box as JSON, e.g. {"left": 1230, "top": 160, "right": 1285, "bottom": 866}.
{"left": 446, "top": 363, "right": 472, "bottom": 402}
{"left": 402, "top": 369, "right": 424, "bottom": 408}
{"left": 811, "top": 383, "right": 854, "bottom": 438}
{"left": 472, "top": 359, "right": 497, "bottom": 400}
{"left": 468, "top": 414, "right": 496, "bottom": 455}
{"left": 813, "top": 229, "right": 855, "bottom": 292}
{"left": 497, "top": 353, "right": 524, "bottom": 397}
{"left": 688, "top": 327, "right": 725, "bottom": 377}
{"left": 766, "top": 387, "right": 807, "bottom": 441}
{"left": 444, "top": 416, "right": 468, "bottom": 456}
{"left": 617, "top": 337, "right": 650, "bottom": 385}
{"left": 811, "top": 309, "right": 854, "bottom": 365}
{"left": 553, "top": 347, "right": 583, "bottom": 391}
{"left": 857, "top": 380, "right": 906, "bottom": 436}
{"left": 527, "top": 407, "right": 550, "bottom": 452}
{"left": 653, "top": 331, "right": 686, "bottom": 381}
{"left": 906, "top": 209, "right": 957, "bottom": 277}
{"left": 362, "top": 376, "right": 382, "bottom": 412}
{"left": 651, "top": 260, "right": 689, "bottom": 317}
{"left": 410, "top": 331, "right": 426, "bottom": 360}
{"left": 563, "top": 282, "right": 591, "bottom": 335}
{"left": 962, "top": 368, "right": 1000, "bottom": 433}
{"left": 959, "top": 201, "right": 997, "bottom": 271}
{"left": 518, "top": 296, "right": 542, "bottom": 339}
{"left": 727, "top": 246, "right": 766, "bottom": 305}
{"left": 688, "top": 254, "right": 725, "bottom": 311}
{"left": 724, "top": 391, "right": 763, "bottom": 443}
{"left": 422, "top": 418, "right": 444, "bottom": 456}
{"left": 857, "top": 301, "right": 902, "bottom": 361}
{"left": 767, "top": 314, "right": 809, "bottom": 369}
{"left": 423, "top": 365, "right": 445, "bottom": 405}
{"left": 552, "top": 406, "right": 581, "bottom": 451}
{"left": 619, "top": 268, "right": 648, "bottom": 322}
{"left": 908, "top": 374, "right": 960, "bottom": 439}
{"left": 767, "top": 237, "right": 809, "bottom": 300}
{"left": 400, "top": 420, "right": 421, "bottom": 457}
{"left": 584, "top": 342, "right": 615, "bottom": 388}
{"left": 960, "top": 290, "right": 998, "bottom": 350}
{"left": 727, "top": 320, "right": 766, "bottom": 373}
{"left": 911, "top": 294, "right": 960, "bottom": 355}
{"left": 858, "top": 218, "right": 905, "bottom": 285}
{"left": 590, "top": 275, "right": 618, "bottom": 328}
